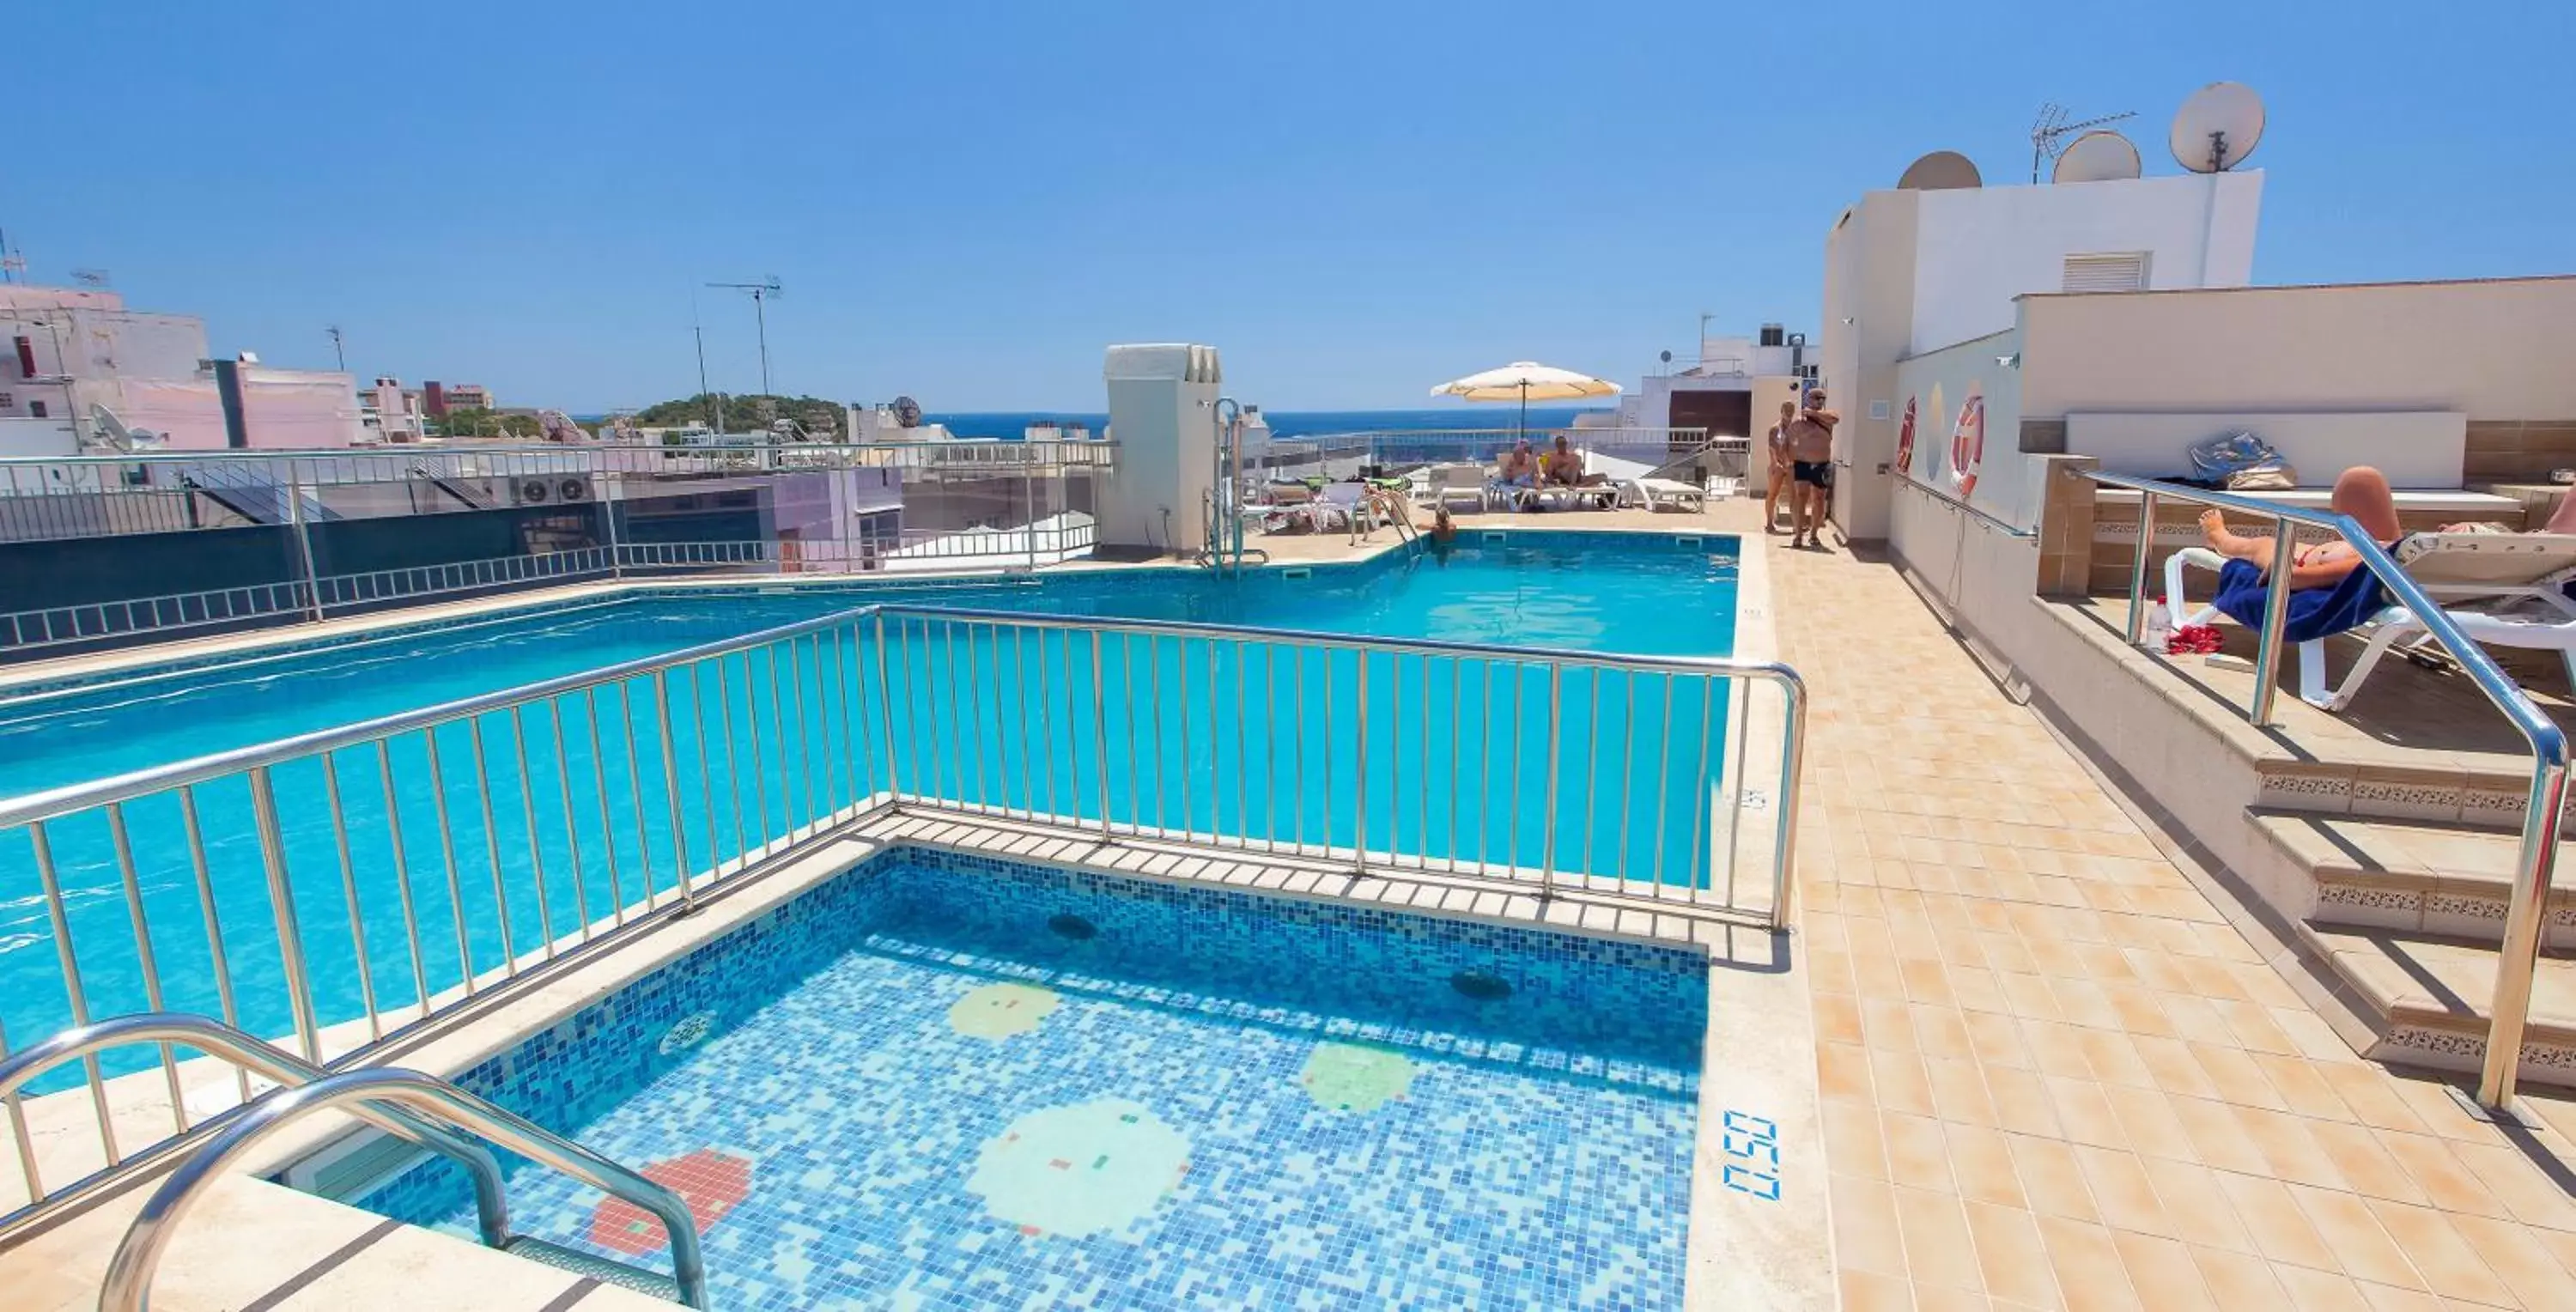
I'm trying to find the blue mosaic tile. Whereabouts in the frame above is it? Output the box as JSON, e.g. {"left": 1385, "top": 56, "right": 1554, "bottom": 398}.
{"left": 332, "top": 846, "right": 1705, "bottom": 1309}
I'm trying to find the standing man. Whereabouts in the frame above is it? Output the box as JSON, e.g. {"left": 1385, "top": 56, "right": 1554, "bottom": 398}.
{"left": 1762, "top": 400, "right": 1796, "bottom": 534}
{"left": 1783, "top": 387, "right": 1839, "bottom": 550}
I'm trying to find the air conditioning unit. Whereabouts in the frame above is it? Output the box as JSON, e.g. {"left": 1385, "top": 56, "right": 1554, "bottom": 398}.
{"left": 555, "top": 476, "right": 593, "bottom": 503}
{"left": 512, "top": 477, "right": 555, "bottom": 506}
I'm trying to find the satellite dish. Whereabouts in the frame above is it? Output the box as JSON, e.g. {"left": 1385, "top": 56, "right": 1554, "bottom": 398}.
{"left": 1896, "top": 150, "right": 1982, "bottom": 191}
{"left": 2171, "top": 82, "right": 2265, "bottom": 173}
{"left": 892, "top": 396, "right": 922, "bottom": 428}
{"left": 2052, "top": 131, "right": 2142, "bottom": 184}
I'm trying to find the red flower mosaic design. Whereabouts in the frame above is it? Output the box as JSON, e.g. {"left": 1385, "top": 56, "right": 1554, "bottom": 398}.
{"left": 587, "top": 1149, "right": 754, "bottom": 1254}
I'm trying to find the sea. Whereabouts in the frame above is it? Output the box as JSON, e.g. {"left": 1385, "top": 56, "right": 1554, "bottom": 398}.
{"left": 920, "top": 407, "right": 1612, "bottom": 441}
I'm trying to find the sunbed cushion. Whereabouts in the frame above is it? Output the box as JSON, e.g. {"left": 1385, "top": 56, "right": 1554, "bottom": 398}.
{"left": 2392, "top": 532, "right": 2576, "bottom": 586}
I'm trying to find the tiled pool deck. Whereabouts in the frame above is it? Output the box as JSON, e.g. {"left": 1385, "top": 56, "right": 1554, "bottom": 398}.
{"left": 1765, "top": 531, "right": 2576, "bottom": 1311}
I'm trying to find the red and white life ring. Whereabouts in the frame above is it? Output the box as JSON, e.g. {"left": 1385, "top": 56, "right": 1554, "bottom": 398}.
{"left": 1949, "top": 385, "right": 1984, "bottom": 498}
{"left": 1893, "top": 396, "right": 1918, "bottom": 477}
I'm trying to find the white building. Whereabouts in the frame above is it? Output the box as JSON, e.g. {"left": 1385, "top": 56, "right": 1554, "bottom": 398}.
{"left": 1821, "top": 169, "right": 2265, "bottom": 537}
{"left": 1614, "top": 325, "right": 1820, "bottom": 447}
{"left": 0, "top": 283, "right": 368, "bottom": 453}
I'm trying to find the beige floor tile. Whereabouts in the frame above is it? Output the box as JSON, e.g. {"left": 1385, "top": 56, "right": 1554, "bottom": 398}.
{"left": 1832, "top": 1171, "right": 1912, "bottom": 1280}
{"left": 2287, "top": 1182, "right": 2431, "bottom": 1291}
{"left": 2101, "top": 1083, "right": 2201, "bottom": 1165}
{"left": 1895, "top": 1186, "right": 1987, "bottom": 1292}
{"left": 2070, "top": 1145, "right": 2176, "bottom": 1240}
{"left": 2303, "top": 1119, "right": 2435, "bottom": 1207}
{"left": 1838, "top": 1266, "right": 1916, "bottom": 1312}
{"left": 2270, "top": 1262, "right": 2378, "bottom": 1311}
{"left": 1946, "top": 1122, "right": 2030, "bottom": 1211}
{"left": 1883, "top": 1110, "right": 1957, "bottom": 1194}
{"left": 2212, "top": 1169, "right": 2344, "bottom": 1272}
{"left": 1823, "top": 1097, "right": 1891, "bottom": 1180}
{"left": 2360, "top": 1199, "right": 2516, "bottom": 1309}
{"left": 2187, "top": 1242, "right": 2290, "bottom": 1305}
{"left": 2107, "top": 1229, "right": 2219, "bottom": 1311}
{"left": 2033, "top": 1215, "right": 2146, "bottom": 1312}
{"left": 1928, "top": 1056, "right": 2003, "bottom": 1128}
{"left": 2441, "top": 1212, "right": 2574, "bottom": 1309}
{"left": 2372, "top": 1131, "right": 2513, "bottom": 1223}
{"left": 2008, "top": 1135, "right": 2103, "bottom": 1224}
{"left": 2136, "top": 1156, "right": 2257, "bottom": 1254}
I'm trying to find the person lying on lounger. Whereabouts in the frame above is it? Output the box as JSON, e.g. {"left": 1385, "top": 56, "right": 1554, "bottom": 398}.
{"left": 2193, "top": 465, "right": 2402, "bottom": 642}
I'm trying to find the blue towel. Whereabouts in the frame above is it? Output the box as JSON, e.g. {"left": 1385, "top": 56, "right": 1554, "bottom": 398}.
{"left": 2212, "top": 557, "right": 2389, "bottom": 642}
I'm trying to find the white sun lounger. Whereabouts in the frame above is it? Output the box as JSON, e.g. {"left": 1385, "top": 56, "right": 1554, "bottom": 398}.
{"left": 1619, "top": 477, "right": 1710, "bottom": 513}
{"left": 2163, "top": 531, "right": 2576, "bottom": 710}
{"left": 1422, "top": 463, "right": 1492, "bottom": 513}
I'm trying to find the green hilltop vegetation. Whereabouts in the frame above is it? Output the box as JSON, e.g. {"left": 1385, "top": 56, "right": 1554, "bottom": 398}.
{"left": 629, "top": 392, "right": 844, "bottom": 434}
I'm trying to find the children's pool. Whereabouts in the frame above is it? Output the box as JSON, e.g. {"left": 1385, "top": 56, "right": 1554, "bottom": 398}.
{"left": 324, "top": 848, "right": 1707, "bottom": 1310}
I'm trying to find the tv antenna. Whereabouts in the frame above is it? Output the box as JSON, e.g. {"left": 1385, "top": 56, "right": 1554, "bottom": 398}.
{"left": 2030, "top": 103, "right": 2139, "bottom": 181}
{"left": 2171, "top": 82, "right": 2266, "bottom": 173}
{"left": 326, "top": 325, "right": 347, "bottom": 373}
{"left": 706, "top": 276, "right": 784, "bottom": 397}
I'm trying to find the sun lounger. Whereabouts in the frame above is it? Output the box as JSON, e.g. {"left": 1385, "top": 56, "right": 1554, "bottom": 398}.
{"left": 1619, "top": 477, "right": 1710, "bottom": 513}
{"left": 2163, "top": 531, "right": 2576, "bottom": 710}
{"left": 1422, "top": 464, "right": 1492, "bottom": 513}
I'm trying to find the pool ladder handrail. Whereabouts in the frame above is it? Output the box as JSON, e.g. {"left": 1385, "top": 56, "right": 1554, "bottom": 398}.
{"left": 0, "top": 1014, "right": 710, "bottom": 1312}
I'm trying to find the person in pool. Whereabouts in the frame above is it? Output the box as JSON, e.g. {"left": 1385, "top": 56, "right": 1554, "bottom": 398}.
{"left": 1421, "top": 504, "right": 1458, "bottom": 544}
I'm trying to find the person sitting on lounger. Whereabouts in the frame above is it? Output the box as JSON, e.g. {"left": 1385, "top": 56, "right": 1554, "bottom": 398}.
{"left": 2195, "top": 465, "right": 2401, "bottom": 642}
{"left": 1498, "top": 440, "right": 1540, "bottom": 489}
{"left": 1545, "top": 435, "right": 1585, "bottom": 486}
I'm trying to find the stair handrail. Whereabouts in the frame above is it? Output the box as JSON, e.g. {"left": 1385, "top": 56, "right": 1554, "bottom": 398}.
{"left": 2085, "top": 471, "right": 2570, "bottom": 1113}
{"left": 99, "top": 1066, "right": 710, "bottom": 1311}
{"left": 0, "top": 1012, "right": 510, "bottom": 1248}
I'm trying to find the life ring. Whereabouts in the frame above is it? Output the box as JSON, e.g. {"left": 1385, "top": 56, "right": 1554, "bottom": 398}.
{"left": 1949, "top": 385, "right": 1984, "bottom": 498}
{"left": 1893, "top": 396, "right": 1918, "bottom": 477}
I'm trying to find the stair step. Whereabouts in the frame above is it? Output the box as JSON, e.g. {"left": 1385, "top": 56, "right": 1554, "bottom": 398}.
{"left": 500, "top": 1236, "right": 683, "bottom": 1303}
{"left": 2251, "top": 810, "right": 2576, "bottom": 945}
{"left": 2298, "top": 921, "right": 2576, "bottom": 1087}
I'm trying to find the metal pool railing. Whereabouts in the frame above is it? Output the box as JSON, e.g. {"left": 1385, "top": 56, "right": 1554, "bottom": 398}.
{"left": 2087, "top": 471, "right": 2569, "bottom": 1113}
{"left": 0, "top": 599, "right": 1803, "bottom": 1227}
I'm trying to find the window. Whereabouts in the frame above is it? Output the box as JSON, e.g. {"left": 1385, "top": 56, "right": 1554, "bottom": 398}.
{"left": 28, "top": 400, "right": 46, "bottom": 417}
{"left": 2063, "top": 252, "right": 2149, "bottom": 292}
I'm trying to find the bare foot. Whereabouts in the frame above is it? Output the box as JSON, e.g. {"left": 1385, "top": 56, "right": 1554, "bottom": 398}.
{"left": 2198, "top": 508, "right": 2227, "bottom": 547}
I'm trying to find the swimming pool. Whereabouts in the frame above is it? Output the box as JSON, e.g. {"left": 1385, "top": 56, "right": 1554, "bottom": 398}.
{"left": 319, "top": 847, "right": 1708, "bottom": 1309}
{"left": 0, "top": 533, "right": 1744, "bottom": 1089}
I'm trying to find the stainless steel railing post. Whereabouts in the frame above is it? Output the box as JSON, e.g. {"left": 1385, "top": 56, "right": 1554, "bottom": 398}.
{"left": 1091, "top": 629, "right": 1113, "bottom": 838}
{"left": 1769, "top": 670, "right": 1809, "bottom": 931}
{"left": 1353, "top": 652, "right": 1369, "bottom": 875}
{"left": 2123, "top": 490, "right": 2158, "bottom": 646}
{"left": 2249, "top": 518, "right": 2296, "bottom": 726}
{"left": 652, "top": 671, "right": 696, "bottom": 914}
{"left": 248, "top": 766, "right": 325, "bottom": 1062}
{"left": 1540, "top": 665, "right": 1560, "bottom": 898}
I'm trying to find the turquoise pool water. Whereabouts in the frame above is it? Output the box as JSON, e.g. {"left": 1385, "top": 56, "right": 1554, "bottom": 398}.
{"left": 0, "top": 533, "right": 1737, "bottom": 1087}
{"left": 339, "top": 847, "right": 1707, "bottom": 1309}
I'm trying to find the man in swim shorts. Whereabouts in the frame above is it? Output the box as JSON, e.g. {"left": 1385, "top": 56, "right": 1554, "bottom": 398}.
{"left": 1781, "top": 388, "right": 1838, "bottom": 549}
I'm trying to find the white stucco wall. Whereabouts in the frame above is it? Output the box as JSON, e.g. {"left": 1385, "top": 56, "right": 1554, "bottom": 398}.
{"left": 1893, "top": 329, "right": 2031, "bottom": 526}
{"left": 1908, "top": 171, "right": 2261, "bottom": 357}
{"left": 2020, "top": 276, "right": 2576, "bottom": 424}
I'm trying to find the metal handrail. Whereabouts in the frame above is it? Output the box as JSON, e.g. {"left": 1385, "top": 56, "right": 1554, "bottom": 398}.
{"left": 2086, "top": 471, "right": 2570, "bottom": 1111}
{"left": 0, "top": 1013, "right": 510, "bottom": 1248}
{"left": 871, "top": 603, "right": 1809, "bottom": 925}
{"left": 98, "top": 1066, "right": 710, "bottom": 1311}
{"left": 1894, "top": 468, "right": 2035, "bottom": 539}
{"left": 0, "top": 438, "right": 1121, "bottom": 469}
{"left": 0, "top": 603, "right": 872, "bottom": 831}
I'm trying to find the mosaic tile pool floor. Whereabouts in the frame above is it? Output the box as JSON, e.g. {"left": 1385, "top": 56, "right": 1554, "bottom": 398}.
{"left": 350, "top": 852, "right": 1706, "bottom": 1309}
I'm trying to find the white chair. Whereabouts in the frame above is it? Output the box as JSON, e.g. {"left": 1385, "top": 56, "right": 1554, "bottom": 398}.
{"left": 2163, "top": 532, "right": 2576, "bottom": 711}
{"left": 1422, "top": 463, "right": 1492, "bottom": 513}
{"left": 1307, "top": 481, "right": 1383, "bottom": 537}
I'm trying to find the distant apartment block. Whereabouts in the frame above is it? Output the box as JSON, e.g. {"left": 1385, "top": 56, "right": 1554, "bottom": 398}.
{"left": 422, "top": 380, "right": 494, "bottom": 415}
{"left": 0, "top": 283, "right": 367, "bottom": 455}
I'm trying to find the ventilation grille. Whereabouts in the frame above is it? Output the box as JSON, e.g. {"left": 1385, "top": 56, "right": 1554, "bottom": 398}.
{"left": 2063, "top": 252, "right": 2149, "bottom": 293}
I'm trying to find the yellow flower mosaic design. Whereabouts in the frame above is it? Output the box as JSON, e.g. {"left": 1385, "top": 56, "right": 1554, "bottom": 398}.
{"left": 1297, "top": 1043, "right": 1414, "bottom": 1113}
{"left": 946, "top": 982, "right": 1060, "bottom": 1039}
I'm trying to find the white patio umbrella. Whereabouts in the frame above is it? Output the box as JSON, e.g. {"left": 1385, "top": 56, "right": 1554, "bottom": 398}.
{"left": 1429, "top": 361, "right": 1622, "bottom": 444}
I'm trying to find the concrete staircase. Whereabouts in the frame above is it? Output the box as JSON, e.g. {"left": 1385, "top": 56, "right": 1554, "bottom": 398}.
{"left": 2024, "top": 596, "right": 2576, "bottom": 1090}
{"left": 2240, "top": 764, "right": 2576, "bottom": 1089}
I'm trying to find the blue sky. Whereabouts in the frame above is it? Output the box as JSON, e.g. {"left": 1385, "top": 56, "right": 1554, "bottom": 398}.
{"left": 9, "top": 2, "right": 2568, "bottom": 411}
